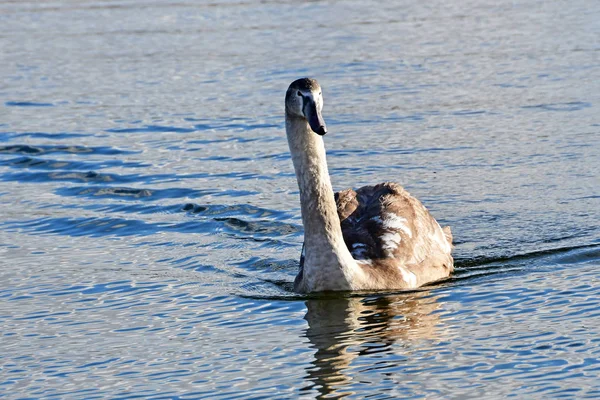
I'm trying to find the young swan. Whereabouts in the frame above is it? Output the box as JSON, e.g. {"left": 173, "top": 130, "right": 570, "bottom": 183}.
{"left": 285, "top": 78, "right": 453, "bottom": 293}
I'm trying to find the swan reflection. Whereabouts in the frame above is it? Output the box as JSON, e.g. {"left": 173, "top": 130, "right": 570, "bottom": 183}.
{"left": 301, "top": 291, "right": 444, "bottom": 397}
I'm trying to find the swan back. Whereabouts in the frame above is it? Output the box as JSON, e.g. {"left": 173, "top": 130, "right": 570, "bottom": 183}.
{"left": 335, "top": 182, "right": 453, "bottom": 288}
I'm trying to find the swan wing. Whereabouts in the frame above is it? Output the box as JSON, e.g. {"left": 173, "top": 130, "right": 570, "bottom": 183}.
{"left": 335, "top": 182, "right": 453, "bottom": 284}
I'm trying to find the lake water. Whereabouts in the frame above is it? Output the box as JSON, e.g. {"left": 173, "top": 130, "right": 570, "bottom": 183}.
{"left": 1, "top": 0, "right": 600, "bottom": 398}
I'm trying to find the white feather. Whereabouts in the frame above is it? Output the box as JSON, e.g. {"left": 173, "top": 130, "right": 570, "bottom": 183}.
{"left": 383, "top": 213, "right": 412, "bottom": 238}
{"left": 399, "top": 267, "right": 417, "bottom": 288}
{"left": 380, "top": 232, "right": 401, "bottom": 251}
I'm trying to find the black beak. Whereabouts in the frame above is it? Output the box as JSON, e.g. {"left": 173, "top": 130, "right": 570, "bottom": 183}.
{"left": 304, "top": 100, "right": 327, "bottom": 136}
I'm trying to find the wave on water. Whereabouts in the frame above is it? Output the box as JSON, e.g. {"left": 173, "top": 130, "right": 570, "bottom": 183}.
{"left": 0, "top": 144, "right": 138, "bottom": 156}
{"left": 0, "top": 124, "right": 597, "bottom": 302}
{"left": 451, "top": 243, "right": 600, "bottom": 283}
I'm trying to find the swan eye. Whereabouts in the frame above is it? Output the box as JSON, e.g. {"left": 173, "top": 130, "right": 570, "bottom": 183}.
{"left": 297, "top": 91, "right": 302, "bottom": 97}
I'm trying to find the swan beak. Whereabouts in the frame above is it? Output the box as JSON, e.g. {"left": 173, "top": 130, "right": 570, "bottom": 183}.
{"left": 305, "top": 100, "right": 327, "bottom": 136}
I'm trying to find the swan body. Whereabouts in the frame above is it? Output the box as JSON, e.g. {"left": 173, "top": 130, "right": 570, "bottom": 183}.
{"left": 285, "top": 78, "right": 453, "bottom": 293}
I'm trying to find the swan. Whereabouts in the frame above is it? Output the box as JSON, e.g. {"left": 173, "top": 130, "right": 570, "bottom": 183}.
{"left": 285, "top": 78, "right": 453, "bottom": 293}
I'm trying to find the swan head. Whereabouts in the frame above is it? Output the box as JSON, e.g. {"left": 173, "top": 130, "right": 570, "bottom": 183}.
{"left": 285, "top": 78, "right": 327, "bottom": 135}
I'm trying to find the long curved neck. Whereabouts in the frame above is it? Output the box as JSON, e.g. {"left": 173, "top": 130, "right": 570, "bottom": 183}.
{"left": 286, "top": 114, "right": 357, "bottom": 290}
{"left": 286, "top": 115, "right": 341, "bottom": 243}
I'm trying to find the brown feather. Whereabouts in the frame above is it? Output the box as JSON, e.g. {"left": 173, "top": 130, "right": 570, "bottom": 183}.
{"left": 335, "top": 182, "right": 453, "bottom": 288}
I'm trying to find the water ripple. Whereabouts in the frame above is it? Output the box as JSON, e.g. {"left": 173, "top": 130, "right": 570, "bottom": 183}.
{"left": 0, "top": 156, "right": 149, "bottom": 170}
{"left": 0, "top": 144, "right": 137, "bottom": 156}
{"left": 1, "top": 132, "right": 89, "bottom": 140}
{"left": 522, "top": 102, "right": 592, "bottom": 112}
{"left": 1, "top": 0, "right": 599, "bottom": 398}
{"left": 2, "top": 212, "right": 301, "bottom": 243}
{"left": 5, "top": 101, "right": 54, "bottom": 107}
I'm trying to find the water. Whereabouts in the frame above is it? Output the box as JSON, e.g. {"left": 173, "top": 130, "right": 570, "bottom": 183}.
{"left": 1, "top": 0, "right": 599, "bottom": 398}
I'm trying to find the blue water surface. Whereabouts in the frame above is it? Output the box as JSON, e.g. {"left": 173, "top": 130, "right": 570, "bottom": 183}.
{"left": 1, "top": 0, "right": 600, "bottom": 398}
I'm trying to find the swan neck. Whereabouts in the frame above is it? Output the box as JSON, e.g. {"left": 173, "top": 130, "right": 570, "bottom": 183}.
{"left": 285, "top": 115, "right": 341, "bottom": 242}
{"left": 285, "top": 113, "right": 364, "bottom": 292}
